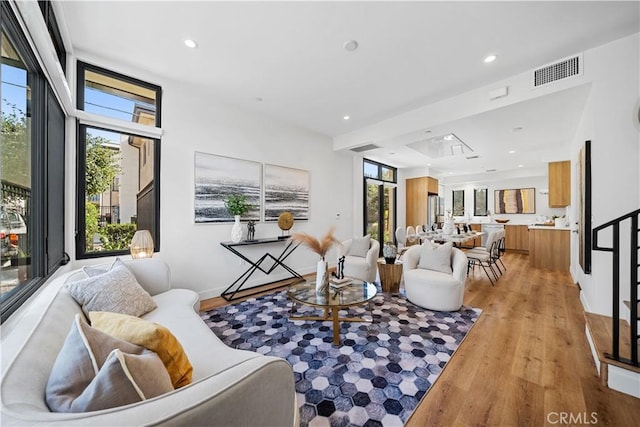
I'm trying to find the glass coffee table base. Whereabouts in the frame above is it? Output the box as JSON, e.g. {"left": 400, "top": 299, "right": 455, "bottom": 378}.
{"left": 289, "top": 306, "right": 372, "bottom": 345}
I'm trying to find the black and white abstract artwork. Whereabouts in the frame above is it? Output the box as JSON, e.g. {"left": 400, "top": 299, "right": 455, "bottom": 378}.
{"left": 264, "top": 164, "right": 309, "bottom": 221}
{"left": 194, "top": 152, "right": 261, "bottom": 223}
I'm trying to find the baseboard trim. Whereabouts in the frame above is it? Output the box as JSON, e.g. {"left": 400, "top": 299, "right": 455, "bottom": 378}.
{"left": 579, "top": 290, "right": 591, "bottom": 313}
{"left": 608, "top": 365, "right": 640, "bottom": 399}
{"left": 585, "top": 324, "right": 601, "bottom": 374}
{"left": 198, "top": 266, "right": 316, "bottom": 301}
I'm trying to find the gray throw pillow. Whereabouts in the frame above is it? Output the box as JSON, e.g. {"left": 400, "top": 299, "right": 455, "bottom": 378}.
{"left": 349, "top": 235, "right": 371, "bottom": 258}
{"left": 418, "top": 241, "right": 453, "bottom": 274}
{"left": 67, "top": 260, "right": 157, "bottom": 317}
{"left": 46, "top": 314, "right": 173, "bottom": 412}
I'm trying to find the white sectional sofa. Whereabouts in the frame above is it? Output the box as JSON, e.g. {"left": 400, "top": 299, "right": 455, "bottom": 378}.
{"left": 0, "top": 259, "right": 297, "bottom": 426}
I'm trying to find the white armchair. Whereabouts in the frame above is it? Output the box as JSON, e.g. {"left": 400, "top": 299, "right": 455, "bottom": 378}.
{"left": 337, "top": 237, "right": 380, "bottom": 283}
{"left": 402, "top": 243, "right": 468, "bottom": 311}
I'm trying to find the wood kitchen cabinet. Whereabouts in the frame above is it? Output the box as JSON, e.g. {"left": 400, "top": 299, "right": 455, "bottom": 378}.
{"left": 406, "top": 176, "right": 438, "bottom": 227}
{"left": 468, "top": 223, "right": 482, "bottom": 247}
{"left": 529, "top": 227, "right": 570, "bottom": 271}
{"left": 548, "top": 161, "right": 570, "bottom": 207}
{"left": 504, "top": 225, "right": 529, "bottom": 253}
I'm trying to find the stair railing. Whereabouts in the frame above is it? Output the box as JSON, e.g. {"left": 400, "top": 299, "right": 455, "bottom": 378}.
{"left": 592, "top": 208, "right": 639, "bottom": 367}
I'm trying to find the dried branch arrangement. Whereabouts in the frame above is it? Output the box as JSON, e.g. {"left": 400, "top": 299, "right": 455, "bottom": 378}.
{"left": 291, "top": 227, "right": 340, "bottom": 261}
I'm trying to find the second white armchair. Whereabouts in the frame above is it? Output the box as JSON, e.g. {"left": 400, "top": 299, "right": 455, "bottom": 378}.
{"left": 337, "top": 236, "right": 380, "bottom": 283}
{"left": 402, "top": 242, "right": 468, "bottom": 311}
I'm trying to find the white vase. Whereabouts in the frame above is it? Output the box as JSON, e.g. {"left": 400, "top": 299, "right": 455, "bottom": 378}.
{"left": 231, "top": 215, "right": 243, "bottom": 243}
{"left": 316, "top": 260, "right": 328, "bottom": 294}
{"left": 442, "top": 219, "right": 455, "bottom": 236}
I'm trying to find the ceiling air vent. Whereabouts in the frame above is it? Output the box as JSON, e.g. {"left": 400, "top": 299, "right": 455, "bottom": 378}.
{"left": 533, "top": 54, "right": 581, "bottom": 87}
{"left": 350, "top": 144, "right": 380, "bottom": 153}
{"left": 466, "top": 155, "right": 480, "bottom": 160}
{"left": 486, "top": 169, "right": 497, "bottom": 172}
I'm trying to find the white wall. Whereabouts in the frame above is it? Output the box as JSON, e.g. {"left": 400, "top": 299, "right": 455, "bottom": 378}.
{"left": 66, "top": 49, "right": 355, "bottom": 299}
{"left": 442, "top": 175, "right": 567, "bottom": 225}
{"left": 570, "top": 33, "right": 640, "bottom": 316}
{"left": 156, "top": 80, "right": 354, "bottom": 299}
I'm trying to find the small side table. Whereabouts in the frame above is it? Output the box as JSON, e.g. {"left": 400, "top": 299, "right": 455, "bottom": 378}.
{"left": 377, "top": 260, "right": 402, "bottom": 294}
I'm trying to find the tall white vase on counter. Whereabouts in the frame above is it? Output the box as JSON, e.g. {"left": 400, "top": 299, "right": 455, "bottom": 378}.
{"left": 231, "top": 215, "right": 243, "bottom": 243}
{"left": 316, "top": 260, "right": 329, "bottom": 294}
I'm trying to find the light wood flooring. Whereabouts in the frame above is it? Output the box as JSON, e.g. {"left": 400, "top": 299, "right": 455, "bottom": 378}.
{"left": 200, "top": 252, "right": 640, "bottom": 426}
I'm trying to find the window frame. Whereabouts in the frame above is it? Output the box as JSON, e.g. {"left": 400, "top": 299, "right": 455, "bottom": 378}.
{"left": 1, "top": 2, "right": 67, "bottom": 322}
{"left": 76, "top": 61, "right": 162, "bottom": 127}
{"left": 474, "top": 188, "right": 488, "bottom": 216}
{"left": 37, "top": 0, "right": 67, "bottom": 74}
{"left": 75, "top": 62, "right": 162, "bottom": 260}
{"left": 452, "top": 189, "right": 465, "bottom": 216}
{"left": 362, "top": 159, "right": 397, "bottom": 249}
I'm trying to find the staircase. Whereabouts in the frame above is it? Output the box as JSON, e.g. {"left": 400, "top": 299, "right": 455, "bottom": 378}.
{"left": 588, "top": 208, "right": 640, "bottom": 397}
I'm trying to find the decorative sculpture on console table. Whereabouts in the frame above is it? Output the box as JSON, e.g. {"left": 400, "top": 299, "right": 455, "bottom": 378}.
{"left": 277, "top": 211, "right": 294, "bottom": 239}
{"left": 246, "top": 220, "right": 256, "bottom": 241}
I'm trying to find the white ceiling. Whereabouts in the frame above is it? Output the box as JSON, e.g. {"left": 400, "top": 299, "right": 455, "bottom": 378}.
{"left": 363, "top": 83, "right": 592, "bottom": 179}
{"left": 59, "top": 1, "right": 640, "bottom": 175}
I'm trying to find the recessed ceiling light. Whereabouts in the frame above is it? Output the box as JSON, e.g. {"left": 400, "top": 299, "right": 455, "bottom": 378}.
{"left": 427, "top": 163, "right": 432, "bottom": 166}
{"left": 508, "top": 150, "right": 516, "bottom": 154}
{"left": 512, "top": 127, "right": 523, "bottom": 132}
{"left": 344, "top": 40, "right": 359, "bottom": 52}
{"left": 184, "top": 39, "right": 198, "bottom": 48}
{"left": 484, "top": 54, "right": 497, "bottom": 63}
{"left": 343, "top": 115, "right": 350, "bottom": 120}
{"left": 518, "top": 164, "right": 524, "bottom": 168}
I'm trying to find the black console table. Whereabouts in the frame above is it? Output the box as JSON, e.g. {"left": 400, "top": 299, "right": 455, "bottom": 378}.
{"left": 220, "top": 237, "right": 304, "bottom": 301}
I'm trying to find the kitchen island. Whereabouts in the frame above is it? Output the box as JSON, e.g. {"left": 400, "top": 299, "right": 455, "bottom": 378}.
{"left": 528, "top": 225, "right": 571, "bottom": 271}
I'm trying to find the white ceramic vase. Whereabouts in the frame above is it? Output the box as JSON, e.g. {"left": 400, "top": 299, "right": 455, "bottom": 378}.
{"left": 442, "top": 219, "right": 455, "bottom": 236}
{"left": 231, "top": 215, "right": 243, "bottom": 243}
{"left": 316, "top": 260, "right": 328, "bottom": 294}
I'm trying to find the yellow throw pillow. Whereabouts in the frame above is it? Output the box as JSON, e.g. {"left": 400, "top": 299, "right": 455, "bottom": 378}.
{"left": 89, "top": 311, "right": 193, "bottom": 388}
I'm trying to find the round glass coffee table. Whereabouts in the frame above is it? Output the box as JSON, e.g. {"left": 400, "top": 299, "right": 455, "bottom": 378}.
{"left": 286, "top": 279, "right": 377, "bottom": 345}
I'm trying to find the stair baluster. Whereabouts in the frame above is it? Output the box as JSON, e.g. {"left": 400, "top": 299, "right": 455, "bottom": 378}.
{"left": 593, "top": 208, "right": 640, "bottom": 367}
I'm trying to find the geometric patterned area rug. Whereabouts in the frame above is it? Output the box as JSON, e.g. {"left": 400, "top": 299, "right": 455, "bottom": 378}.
{"left": 201, "top": 288, "right": 481, "bottom": 427}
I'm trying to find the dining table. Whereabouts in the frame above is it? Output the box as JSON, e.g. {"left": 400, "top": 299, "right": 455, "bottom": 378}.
{"left": 413, "top": 230, "right": 486, "bottom": 247}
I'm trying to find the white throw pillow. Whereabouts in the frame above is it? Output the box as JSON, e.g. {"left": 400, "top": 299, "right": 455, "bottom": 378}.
{"left": 418, "top": 241, "right": 453, "bottom": 274}
{"left": 67, "top": 259, "right": 157, "bottom": 317}
{"left": 82, "top": 257, "right": 126, "bottom": 278}
{"left": 348, "top": 235, "right": 371, "bottom": 258}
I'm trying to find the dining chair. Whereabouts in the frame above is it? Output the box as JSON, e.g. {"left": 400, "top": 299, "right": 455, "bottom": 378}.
{"left": 395, "top": 227, "right": 408, "bottom": 259}
{"left": 466, "top": 231, "right": 501, "bottom": 285}
{"left": 406, "top": 226, "right": 418, "bottom": 246}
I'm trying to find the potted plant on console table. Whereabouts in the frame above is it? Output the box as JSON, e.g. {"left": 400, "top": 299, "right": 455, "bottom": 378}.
{"left": 224, "top": 194, "right": 251, "bottom": 243}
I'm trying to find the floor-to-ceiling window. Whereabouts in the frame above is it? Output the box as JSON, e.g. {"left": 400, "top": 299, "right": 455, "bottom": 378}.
{"left": 363, "top": 159, "right": 397, "bottom": 249}
{"left": 1, "top": 2, "right": 66, "bottom": 321}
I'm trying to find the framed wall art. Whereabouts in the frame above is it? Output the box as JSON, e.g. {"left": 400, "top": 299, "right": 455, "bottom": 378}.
{"left": 194, "top": 152, "right": 261, "bottom": 223}
{"left": 264, "top": 164, "right": 309, "bottom": 221}
{"left": 494, "top": 187, "right": 536, "bottom": 214}
{"left": 577, "top": 141, "right": 592, "bottom": 274}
